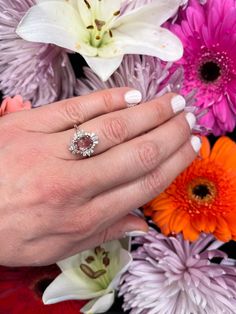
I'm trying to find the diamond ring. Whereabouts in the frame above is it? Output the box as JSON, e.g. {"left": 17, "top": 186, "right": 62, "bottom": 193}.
{"left": 69, "top": 125, "right": 99, "bottom": 157}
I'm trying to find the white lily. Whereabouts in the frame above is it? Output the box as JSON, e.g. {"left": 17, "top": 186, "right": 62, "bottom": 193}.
{"left": 16, "top": 0, "right": 183, "bottom": 81}
{"left": 42, "top": 240, "right": 132, "bottom": 313}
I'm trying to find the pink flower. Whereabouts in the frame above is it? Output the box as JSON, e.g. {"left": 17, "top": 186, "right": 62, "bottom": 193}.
{"left": 169, "top": 0, "right": 236, "bottom": 135}
{"left": 0, "top": 95, "right": 31, "bottom": 116}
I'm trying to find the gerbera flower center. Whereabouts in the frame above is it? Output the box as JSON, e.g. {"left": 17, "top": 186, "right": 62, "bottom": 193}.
{"left": 199, "top": 61, "right": 221, "bottom": 83}
{"left": 188, "top": 178, "right": 217, "bottom": 205}
{"left": 197, "top": 48, "right": 234, "bottom": 86}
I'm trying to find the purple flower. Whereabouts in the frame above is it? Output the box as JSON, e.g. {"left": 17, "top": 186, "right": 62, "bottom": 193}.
{"left": 76, "top": 55, "right": 184, "bottom": 101}
{"left": 169, "top": 0, "right": 236, "bottom": 135}
{"left": 0, "top": 0, "right": 76, "bottom": 107}
{"left": 76, "top": 55, "right": 206, "bottom": 133}
{"left": 120, "top": 230, "right": 236, "bottom": 314}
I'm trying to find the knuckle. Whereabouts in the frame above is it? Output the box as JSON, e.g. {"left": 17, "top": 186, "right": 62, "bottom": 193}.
{"left": 178, "top": 114, "right": 191, "bottom": 139}
{"left": 101, "top": 90, "right": 115, "bottom": 113}
{"left": 136, "top": 142, "right": 161, "bottom": 171}
{"left": 142, "top": 167, "right": 167, "bottom": 195}
{"left": 62, "top": 100, "right": 87, "bottom": 124}
{"left": 102, "top": 117, "right": 128, "bottom": 144}
{"left": 153, "top": 101, "right": 165, "bottom": 121}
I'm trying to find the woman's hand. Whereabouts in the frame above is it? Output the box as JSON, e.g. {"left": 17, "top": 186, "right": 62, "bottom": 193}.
{"left": 0, "top": 88, "right": 201, "bottom": 266}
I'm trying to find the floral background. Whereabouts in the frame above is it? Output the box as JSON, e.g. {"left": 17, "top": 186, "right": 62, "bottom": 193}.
{"left": 1, "top": 0, "right": 236, "bottom": 313}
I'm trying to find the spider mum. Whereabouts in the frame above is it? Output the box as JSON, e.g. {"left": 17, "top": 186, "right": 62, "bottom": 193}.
{"left": 144, "top": 137, "right": 236, "bottom": 242}
{"left": 169, "top": 0, "right": 236, "bottom": 135}
{"left": 0, "top": 0, "right": 76, "bottom": 107}
{"left": 120, "top": 230, "right": 236, "bottom": 314}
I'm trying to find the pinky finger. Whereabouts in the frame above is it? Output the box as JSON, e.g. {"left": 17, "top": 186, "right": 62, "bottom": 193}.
{"left": 63, "top": 214, "right": 148, "bottom": 259}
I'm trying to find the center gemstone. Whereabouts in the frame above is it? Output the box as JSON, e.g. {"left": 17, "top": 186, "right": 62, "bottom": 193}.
{"left": 76, "top": 135, "right": 93, "bottom": 151}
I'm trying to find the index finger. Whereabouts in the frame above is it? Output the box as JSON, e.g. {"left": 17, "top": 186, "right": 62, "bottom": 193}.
{"left": 12, "top": 88, "right": 142, "bottom": 133}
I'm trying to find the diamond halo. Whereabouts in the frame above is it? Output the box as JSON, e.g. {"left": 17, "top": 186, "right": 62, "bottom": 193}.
{"left": 69, "top": 126, "right": 99, "bottom": 157}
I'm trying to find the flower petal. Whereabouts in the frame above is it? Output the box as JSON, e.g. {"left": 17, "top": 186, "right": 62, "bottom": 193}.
{"left": 42, "top": 272, "right": 105, "bottom": 305}
{"left": 108, "top": 248, "right": 133, "bottom": 290}
{"left": 16, "top": 1, "right": 90, "bottom": 53}
{"left": 83, "top": 55, "right": 123, "bottom": 81}
{"left": 80, "top": 291, "right": 115, "bottom": 314}
{"left": 114, "top": 0, "right": 182, "bottom": 28}
{"left": 112, "top": 24, "right": 183, "bottom": 61}
{"left": 77, "top": 0, "right": 122, "bottom": 26}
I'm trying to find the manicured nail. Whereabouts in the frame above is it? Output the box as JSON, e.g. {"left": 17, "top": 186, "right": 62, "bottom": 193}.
{"left": 191, "top": 136, "right": 202, "bottom": 153}
{"left": 186, "top": 112, "right": 196, "bottom": 129}
{"left": 125, "top": 90, "right": 142, "bottom": 106}
{"left": 171, "top": 95, "right": 186, "bottom": 113}
{"left": 125, "top": 230, "right": 147, "bottom": 237}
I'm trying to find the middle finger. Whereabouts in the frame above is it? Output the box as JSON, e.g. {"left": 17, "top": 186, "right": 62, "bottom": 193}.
{"left": 46, "top": 93, "right": 186, "bottom": 159}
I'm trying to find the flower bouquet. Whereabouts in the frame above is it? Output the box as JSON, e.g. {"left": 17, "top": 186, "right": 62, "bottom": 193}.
{"left": 1, "top": 0, "right": 236, "bottom": 313}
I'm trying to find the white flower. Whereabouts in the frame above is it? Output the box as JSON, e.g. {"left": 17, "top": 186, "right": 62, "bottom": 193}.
{"left": 42, "top": 240, "right": 132, "bottom": 313}
{"left": 16, "top": 0, "right": 183, "bottom": 81}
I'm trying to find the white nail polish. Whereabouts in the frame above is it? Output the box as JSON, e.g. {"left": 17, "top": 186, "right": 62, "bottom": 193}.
{"left": 125, "top": 231, "right": 147, "bottom": 237}
{"left": 125, "top": 90, "right": 142, "bottom": 106}
{"left": 191, "top": 136, "right": 202, "bottom": 153}
{"left": 171, "top": 95, "right": 186, "bottom": 113}
{"left": 186, "top": 112, "right": 197, "bottom": 129}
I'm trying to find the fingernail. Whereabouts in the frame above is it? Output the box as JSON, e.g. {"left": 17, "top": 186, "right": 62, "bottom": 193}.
{"left": 125, "top": 90, "right": 142, "bottom": 106}
{"left": 125, "top": 230, "right": 147, "bottom": 237}
{"left": 171, "top": 95, "right": 186, "bottom": 113}
{"left": 191, "top": 136, "right": 202, "bottom": 153}
{"left": 186, "top": 112, "right": 196, "bottom": 129}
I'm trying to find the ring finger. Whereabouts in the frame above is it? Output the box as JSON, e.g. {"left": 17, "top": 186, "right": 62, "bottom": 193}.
{"left": 46, "top": 93, "right": 187, "bottom": 159}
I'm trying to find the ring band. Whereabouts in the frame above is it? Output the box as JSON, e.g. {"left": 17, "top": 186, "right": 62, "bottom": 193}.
{"left": 69, "top": 125, "right": 99, "bottom": 157}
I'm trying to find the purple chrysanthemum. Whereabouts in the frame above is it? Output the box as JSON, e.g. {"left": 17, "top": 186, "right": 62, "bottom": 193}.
{"left": 0, "top": 0, "right": 76, "bottom": 107}
{"left": 76, "top": 55, "right": 184, "bottom": 102}
{"left": 169, "top": 0, "right": 236, "bottom": 135}
{"left": 120, "top": 230, "right": 236, "bottom": 314}
{"left": 76, "top": 55, "right": 206, "bottom": 133}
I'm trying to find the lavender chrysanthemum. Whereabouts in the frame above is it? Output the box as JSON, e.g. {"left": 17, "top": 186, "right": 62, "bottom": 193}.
{"left": 120, "top": 230, "right": 236, "bottom": 314}
{"left": 76, "top": 55, "right": 206, "bottom": 132}
{"left": 76, "top": 55, "right": 183, "bottom": 101}
{"left": 0, "top": 0, "right": 76, "bottom": 107}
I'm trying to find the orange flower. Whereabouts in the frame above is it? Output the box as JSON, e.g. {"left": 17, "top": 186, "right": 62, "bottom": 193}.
{"left": 144, "top": 137, "right": 236, "bottom": 242}
{"left": 0, "top": 95, "right": 31, "bottom": 116}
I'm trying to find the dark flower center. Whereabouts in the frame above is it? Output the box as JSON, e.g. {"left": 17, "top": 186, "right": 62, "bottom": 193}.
{"left": 34, "top": 278, "right": 54, "bottom": 298}
{"left": 192, "top": 184, "right": 211, "bottom": 199}
{"left": 199, "top": 61, "right": 221, "bottom": 82}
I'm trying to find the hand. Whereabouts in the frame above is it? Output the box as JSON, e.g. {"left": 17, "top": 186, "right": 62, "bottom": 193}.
{"left": 0, "top": 88, "right": 201, "bottom": 266}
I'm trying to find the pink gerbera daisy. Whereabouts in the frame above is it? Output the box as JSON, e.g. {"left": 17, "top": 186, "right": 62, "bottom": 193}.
{"left": 170, "top": 0, "right": 236, "bottom": 135}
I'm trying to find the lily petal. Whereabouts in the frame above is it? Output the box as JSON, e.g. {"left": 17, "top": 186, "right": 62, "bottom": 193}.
{"left": 77, "top": 0, "right": 122, "bottom": 26}
{"left": 16, "top": 1, "right": 90, "bottom": 53}
{"left": 112, "top": 24, "right": 183, "bottom": 61}
{"left": 83, "top": 55, "right": 123, "bottom": 81}
{"left": 80, "top": 291, "right": 115, "bottom": 314}
{"left": 42, "top": 272, "right": 104, "bottom": 305}
{"left": 97, "top": 0, "right": 123, "bottom": 21}
{"left": 113, "top": 0, "right": 182, "bottom": 28}
{"left": 108, "top": 248, "right": 133, "bottom": 290}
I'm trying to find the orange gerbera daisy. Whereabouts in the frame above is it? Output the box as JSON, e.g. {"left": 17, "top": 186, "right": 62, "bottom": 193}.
{"left": 144, "top": 136, "right": 236, "bottom": 242}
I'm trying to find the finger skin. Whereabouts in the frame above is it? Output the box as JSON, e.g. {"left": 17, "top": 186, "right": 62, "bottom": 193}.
{"left": 72, "top": 111, "right": 194, "bottom": 198}
{"left": 80, "top": 139, "right": 199, "bottom": 231}
{"left": 7, "top": 87, "right": 132, "bottom": 133}
{"left": 2, "top": 215, "right": 147, "bottom": 266}
{"left": 48, "top": 93, "right": 179, "bottom": 159}
{"left": 61, "top": 214, "right": 148, "bottom": 262}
